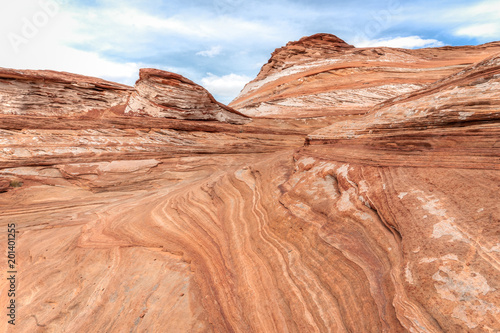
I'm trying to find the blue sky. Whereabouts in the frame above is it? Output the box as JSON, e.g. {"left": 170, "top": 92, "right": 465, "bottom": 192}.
{"left": 1, "top": 0, "right": 499, "bottom": 103}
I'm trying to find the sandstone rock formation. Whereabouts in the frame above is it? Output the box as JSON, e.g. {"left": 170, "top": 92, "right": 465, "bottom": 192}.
{"left": 0, "top": 34, "right": 499, "bottom": 332}
{"left": 306, "top": 52, "right": 500, "bottom": 169}
{"left": 0, "top": 68, "right": 133, "bottom": 117}
{"left": 0, "top": 67, "right": 249, "bottom": 124}
{"left": 126, "top": 69, "right": 250, "bottom": 124}
{"left": 230, "top": 33, "right": 500, "bottom": 119}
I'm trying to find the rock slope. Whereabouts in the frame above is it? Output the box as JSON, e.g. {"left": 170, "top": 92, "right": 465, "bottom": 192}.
{"left": 230, "top": 33, "right": 500, "bottom": 119}
{"left": 306, "top": 53, "right": 500, "bottom": 169}
{"left": 0, "top": 34, "right": 499, "bottom": 333}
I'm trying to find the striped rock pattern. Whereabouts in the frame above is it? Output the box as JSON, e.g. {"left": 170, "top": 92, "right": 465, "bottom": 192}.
{"left": 230, "top": 33, "right": 500, "bottom": 119}
{"left": 0, "top": 67, "right": 249, "bottom": 124}
{"left": 0, "top": 34, "right": 499, "bottom": 332}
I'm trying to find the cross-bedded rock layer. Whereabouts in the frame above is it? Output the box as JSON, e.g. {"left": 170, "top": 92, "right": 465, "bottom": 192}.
{"left": 0, "top": 34, "right": 499, "bottom": 332}
{"left": 306, "top": 53, "right": 500, "bottom": 169}
{"left": 230, "top": 33, "right": 500, "bottom": 119}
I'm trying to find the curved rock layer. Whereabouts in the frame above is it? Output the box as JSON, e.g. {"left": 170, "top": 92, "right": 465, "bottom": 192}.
{"left": 230, "top": 34, "right": 500, "bottom": 118}
{"left": 1, "top": 150, "right": 498, "bottom": 332}
{"left": 0, "top": 35, "right": 499, "bottom": 333}
{"left": 306, "top": 53, "right": 500, "bottom": 169}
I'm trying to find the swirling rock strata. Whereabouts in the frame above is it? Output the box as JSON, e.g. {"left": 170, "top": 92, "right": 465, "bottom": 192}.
{"left": 0, "top": 36, "right": 499, "bottom": 333}
{"left": 2, "top": 149, "right": 498, "bottom": 332}
{"left": 230, "top": 34, "right": 500, "bottom": 118}
{"left": 306, "top": 53, "right": 500, "bottom": 169}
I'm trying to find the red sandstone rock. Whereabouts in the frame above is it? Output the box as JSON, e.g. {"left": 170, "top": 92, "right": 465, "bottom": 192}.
{"left": 0, "top": 67, "right": 133, "bottom": 117}
{"left": 230, "top": 34, "right": 500, "bottom": 119}
{"left": 260, "top": 33, "right": 355, "bottom": 75}
{"left": 0, "top": 67, "right": 249, "bottom": 124}
{"left": 0, "top": 35, "right": 499, "bottom": 333}
{"left": 306, "top": 52, "right": 500, "bottom": 169}
{"left": 126, "top": 68, "right": 250, "bottom": 124}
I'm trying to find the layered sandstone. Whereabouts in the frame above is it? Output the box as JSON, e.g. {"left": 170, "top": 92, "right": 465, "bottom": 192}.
{"left": 0, "top": 68, "right": 133, "bottom": 117}
{"left": 0, "top": 35, "right": 499, "bottom": 333}
{"left": 230, "top": 33, "right": 500, "bottom": 118}
{"left": 306, "top": 53, "right": 500, "bottom": 169}
{"left": 126, "top": 69, "right": 250, "bottom": 124}
{"left": 0, "top": 67, "right": 249, "bottom": 124}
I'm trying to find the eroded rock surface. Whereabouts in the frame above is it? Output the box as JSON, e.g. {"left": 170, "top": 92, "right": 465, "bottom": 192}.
{"left": 0, "top": 67, "right": 249, "bottom": 124}
{"left": 306, "top": 53, "right": 500, "bottom": 169}
{"left": 126, "top": 69, "right": 250, "bottom": 124}
{"left": 0, "top": 34, "right": 499, "bottom": 333}
{"left": 0, "top": 68, "right": 133, "bottom": 117}
{"left": 230, "top": 33, "right": 500, "bottom": 119}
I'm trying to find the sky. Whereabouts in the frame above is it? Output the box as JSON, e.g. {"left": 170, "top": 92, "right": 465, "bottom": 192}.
{"left": 1, "top": 0, "right": 499, "bottom": 104}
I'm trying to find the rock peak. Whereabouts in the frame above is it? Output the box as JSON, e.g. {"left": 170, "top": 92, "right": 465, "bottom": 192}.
{"left": 286, "top": 33, "right": 353, "bottom": 49}
{"left": 138, "top": 68, "right": 198, "bottom": 85}
{"left": 126, "top": 68, "right": 250, "bottom": 124}
{"left": 245, "top": 33, "right": 355, "bottom": 86}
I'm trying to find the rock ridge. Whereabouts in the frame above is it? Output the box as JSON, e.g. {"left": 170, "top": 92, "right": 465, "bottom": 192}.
{"left": 0, "top": 67, "right": 250, "bottom": 124}
{"left": 230, "top": 34, "right": 500, "bottom": 119}
{"left": 0, "top": 67, "right": 133, "bottom": 117}
{"left": 125, "top": 68, "right": 250, "bottom": 124}
{"left": 259, "top": 33, "right": 355, "bottom": 76}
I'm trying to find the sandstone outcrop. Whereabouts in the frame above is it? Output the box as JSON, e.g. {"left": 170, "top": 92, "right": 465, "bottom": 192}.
{"left": 0, "top": 67, "right": 249, "bottom": 124}
{"left": 0, "top": 68, "right": 133, "bottom": 117}
{"left": 230, "top": 34, "right": 500, "bottom": 118}
{"left": 306, "top": 53, "right": 500, "bottom": 169}
{"left": 259, "top": 33, "right": 355, "bottom": 75}
{"left": 126, "top": 69, "right": 250, "bottom": 124}
{"left": 0, "top": 34, "right": 499, "bottom": 332}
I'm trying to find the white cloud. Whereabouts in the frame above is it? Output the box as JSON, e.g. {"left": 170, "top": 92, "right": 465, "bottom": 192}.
{"left": 447, "top": 0, "right": 500, "bottom": 39}
{"left": 451, "top": 0, "right": 500, "bottom": 21}
{"left": 196, "top": 46, "right": 222, "bottom": 58}
{"left": 354, "top": 36, "right": 445, "bottom": 49}
{"left": 0, "top": 1, "right": 282, "bottom": 87}
{"left": 201, "top": 73, "right": 252, "bottom": 103}
{"left": 0, "top": 0, "right": 140, "bottom": 86}
{"left": 82, "top": 6, "right": 287, "bottom": 43}
{"left": 1, "top": 42, "right": 140, "bottom": 86}
{"left": 455, "top": 23, "right": 500, "bottom": 39}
